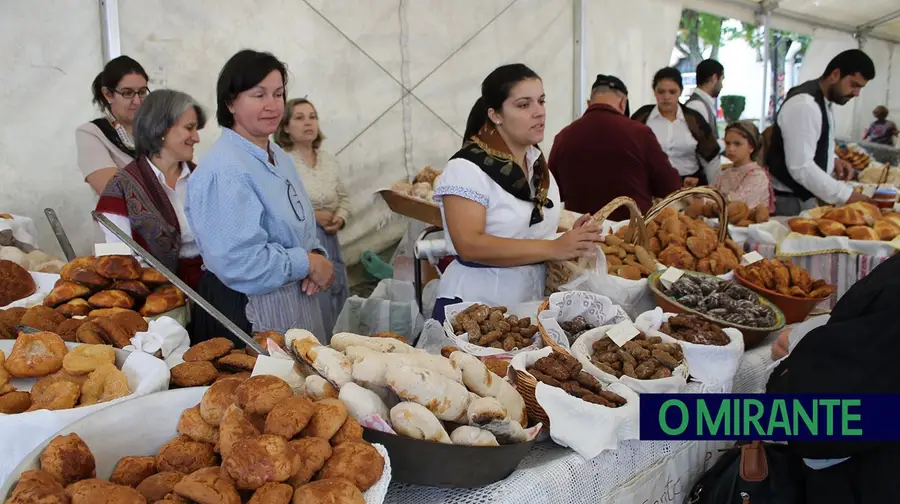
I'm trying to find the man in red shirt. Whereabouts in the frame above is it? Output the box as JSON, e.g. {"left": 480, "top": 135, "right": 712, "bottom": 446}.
{"left": 549, "top": 75, "right": 682, "bottom": 220}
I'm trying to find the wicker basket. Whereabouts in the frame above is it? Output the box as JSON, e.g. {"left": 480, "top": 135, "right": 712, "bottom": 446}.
{"left": 545, "top": 197, "right": 649, "bottom": 294}
{"left": 535, "top": 298, "right": 566, "bottom": 351}
{"left": 512, "top": 346, "right": 577, "bottom": 430}
{"left": 643, "top": 186, "right": 730, "bottom": 246}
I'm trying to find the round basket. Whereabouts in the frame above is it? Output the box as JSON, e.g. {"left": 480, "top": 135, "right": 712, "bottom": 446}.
{"left": 644, "top": 186, "right": 730, "bottom": 245}
{"left": 512, "top": 346, "right": 577, "bottom": 431}
{"left": 545, "top": 197, "right": 649, "bottom": 294}
{"left": 647, "top": 270, "right": 786, "bottom": 348}
{"left": 536, "top": 298, "right": 566, "bottom": 351}
{"left": 732, "top": 268, "right": 833, "bottom": 325}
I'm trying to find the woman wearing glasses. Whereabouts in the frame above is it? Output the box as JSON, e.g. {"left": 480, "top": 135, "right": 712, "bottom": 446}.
{"left": 76, "top": 55, "right": 151, "bottom": 195}
{"left": 186, "top": 50, "right": 334, "bottom": 343}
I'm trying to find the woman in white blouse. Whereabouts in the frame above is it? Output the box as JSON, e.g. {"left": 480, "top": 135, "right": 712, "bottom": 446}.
{"left": 432, "top": 64, "right": 602, "bottom": 322}
{"left": 96, "top": 89, "right": 205, "bottom": 289}
{"left": 631, "top": 67, "right": 721, "bottom": 186}
{"left": 274, "top": 98, "right": 350, "bottom": 337}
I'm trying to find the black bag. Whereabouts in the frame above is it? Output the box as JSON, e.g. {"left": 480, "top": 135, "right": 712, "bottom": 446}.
{"left": 685, "top": 441, "right": 805, "bottom": 504}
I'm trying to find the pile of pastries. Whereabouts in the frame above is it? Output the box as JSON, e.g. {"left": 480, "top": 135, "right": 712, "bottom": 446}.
{"left": 788, "top": 202, "right": 900, "bottom": 241}
{"left": 735, "top": 259, "right": 836, "bottom": 299}
{"left": 0, "top": 333, "right": 131, "bottom": 414}
{"left": 1, "top": 303, "right": 150, "bottom": 349}
{"left": 599, "top": 234, "right": 658, "bottom": 280}
{"left": 526, "top": 351, "right": 627, "bottom": 407}
{"left": 836, "top": 143, "right": 872, "bottom": 171}
{"left": 616, "top": 208, "right": 743, "bottom": 275}
{"left": 590, "top": 333, "right": 683, "bottom": 380}
{"left": 5, "top": 374, "right": 385, "bottom": 504}
{"left": 450, "top": 304, "right": 539, "bottom": 351}
{"left": 662, "top": 274, "right": 778, "bottom": 328}
{"left": 41, "top": 255, "right": 186, "bottom": 318}
{"left": 391, "top": 166, "right": 442, "bottom": 204}
{"left": 291, "top": 330, "right": 532, "bottom": 446}
{"left": 0, "top": 259, "right": 35, "bottom": 308}
{"left": 0, "top": 246, "right": 65, "bottom": 274}
{"left": 685, "top": 199, "right": 770, "bottom": 227}
{"left": 559, "top": 316, "right": 595, "bottom": 346}
{"left": 658, "top": 314, "right": 729, "bottom": 346}
{"left": 168, "top": 336, "right": 271, "bottom": 388}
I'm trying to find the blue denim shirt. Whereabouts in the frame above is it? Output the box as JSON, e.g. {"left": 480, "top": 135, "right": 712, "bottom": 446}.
{"left": 185, "top": 128, "right": 324, "bottom": 296}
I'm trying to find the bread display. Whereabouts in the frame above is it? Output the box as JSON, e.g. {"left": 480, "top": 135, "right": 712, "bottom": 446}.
{"left": 788, "top": 202, "right": 900, "bottom": 241}
{"left": 526, "top": 351, "right": 628, "bottom": 406}
{"left": 4, "top": 375, "right": 386, "bottom": 503}
{"left": 685, "top": 198, "right": 770, "bottom": 226}
{"left": 587, "top": 332, "right": 684, "bottom": 381}
{"left": 658, "top": 314, "right": 730, "bottom": 346}
{"left": 660, "top": 273, "right": 778, "bottom": 327}
{"left": 835, "top": 143, "right": 872, "bottom": 171}
{"left": 450, "top": 304, "right": 539, "bottom": 351}
{"left": 735, "top": 259, "right": 836, "bottom": 299}
{"left": 599, "top": 234, "right": 658, "bottom": 280}
{"left": 391, "top": 165, "right": 442, "bottom": 205}
{"left": 0, "top": 259, "right": 36, "bottom": 307}
{"left": 615, "top": 207, "right": 743, "bottom": 275}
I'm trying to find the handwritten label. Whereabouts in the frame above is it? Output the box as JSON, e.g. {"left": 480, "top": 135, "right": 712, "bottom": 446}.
{"left": 607, "top": 320, "right": 641, "bottom": 347}
{"left": 740, "top": 251, "right": 764, "bottom": 266}
{"left": 659, "top": 267, "right": 684, "bottom": 289}
{"left": 94, "top": 242, "right": 133, "bottom": 257}
{"left": 252, "top": 355, "right": 305, "bottom": 391}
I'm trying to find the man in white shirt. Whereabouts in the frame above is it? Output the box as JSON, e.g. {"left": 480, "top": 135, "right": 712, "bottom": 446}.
{"left": 766, "top": 50, "right": 875, "bottom": 215}
{"left": 686, "top": 59, "right": 724, "bottom": 143}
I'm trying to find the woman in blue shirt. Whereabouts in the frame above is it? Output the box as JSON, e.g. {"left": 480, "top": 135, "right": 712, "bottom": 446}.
{"left": 186, "top": 50, "right": 334, "bottom": 343}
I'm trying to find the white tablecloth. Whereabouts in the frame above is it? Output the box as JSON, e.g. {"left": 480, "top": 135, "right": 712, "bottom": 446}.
{"left": 384, "top": 331, "right": 782, "bottom": 503}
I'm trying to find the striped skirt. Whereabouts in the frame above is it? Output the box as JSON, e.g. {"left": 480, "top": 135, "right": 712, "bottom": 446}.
{"left": 314, "top": 225, "right": 350, "bottom": 343}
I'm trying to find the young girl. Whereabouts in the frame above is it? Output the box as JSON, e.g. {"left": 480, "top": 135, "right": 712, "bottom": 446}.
{"left": 714, "top": 121, "right": 774, "bottom": 212}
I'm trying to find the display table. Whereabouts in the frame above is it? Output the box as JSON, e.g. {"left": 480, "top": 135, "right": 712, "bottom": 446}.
{"left": 384, "top": 331, "right": 782, "bottom": 504}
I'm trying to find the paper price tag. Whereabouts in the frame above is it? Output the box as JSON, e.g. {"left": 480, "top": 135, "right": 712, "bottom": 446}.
{"left": 607, "top": 320, "right": 641, "bottom": 347}
{"left": 659, "top": 267, "right": 684, "bottom": 289}
{"left": 252, "top": 355, "right": 305, "bottom": 391}
{"left": 861, "top": 185, "right": 877, "bottom": 198}
{"left": 94, "top": 242, "right": 134, "bottom": 257}
{"left": 740, "top": 251, "right": 765, "bottom": 266}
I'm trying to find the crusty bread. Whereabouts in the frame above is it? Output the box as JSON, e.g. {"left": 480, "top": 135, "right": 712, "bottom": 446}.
{"left": 0, "top": 259, "right": 35, "bottom": 307}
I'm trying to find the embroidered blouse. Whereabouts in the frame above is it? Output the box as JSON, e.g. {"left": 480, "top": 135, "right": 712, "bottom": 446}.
{"left": 288, "top": 149, "right": 350, "bottom": 222}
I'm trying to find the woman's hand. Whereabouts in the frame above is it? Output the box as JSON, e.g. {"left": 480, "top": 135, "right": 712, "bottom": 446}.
{"left": 683, "top": 177, "right": 699, "bottom": 188}
{"left": 306, "top": 252, "right": 334, "bottom": 294}
{"left": 315, "top": 210, "right": 334, "bottom": 229}
{"left": 572, "top": 213, "right": 594, "bottom": 229}
{"left": 552, "top": 224, "right": 605, "bottom": 261}
{"left": 771, "top": 329, "right": 791, "bottom": 361}
{"left": 324, "top": 216, "right": 344, "bottom": 235}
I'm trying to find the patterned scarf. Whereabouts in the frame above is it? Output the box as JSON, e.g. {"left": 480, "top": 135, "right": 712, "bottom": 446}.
{"left": 451, "top": 123, "right": 554, "bottom": 226}
{"left": 91, "top": 116, "right": 137, "bottom": 159}
{"left": 95, "top": 156, "right": 190, "bottom": 273}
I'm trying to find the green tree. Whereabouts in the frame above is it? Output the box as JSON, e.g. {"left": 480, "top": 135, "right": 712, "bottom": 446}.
{"left": 676, "top": 10, "right": 725, "bottom": 67}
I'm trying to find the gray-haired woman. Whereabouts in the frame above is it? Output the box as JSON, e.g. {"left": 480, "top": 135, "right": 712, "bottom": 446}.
{"left": 96, "top": 88, "right": 207, "bottom": 289}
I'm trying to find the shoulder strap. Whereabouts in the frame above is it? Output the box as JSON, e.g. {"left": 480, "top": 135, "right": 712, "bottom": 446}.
{"left": 90, "top": 118, "right": 136, "bottom": 159}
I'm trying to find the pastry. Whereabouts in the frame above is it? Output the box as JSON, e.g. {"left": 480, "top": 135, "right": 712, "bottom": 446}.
{"left": 42, "top": 281, "right": 91, "bottom": 307}
{"left": 87, "top": 289, "right": 135, "bottom": 309}
{"left": 170, "top": 361, "right": 218, "bottom": 387}
{"left": 816, "top": 219, "right": 846, "bottom": 236}
{"left": 846, "top": 226, "right": 879, "bottom": 241}
{"left": 822, "top": 207, "right": 866, "bottom": 227}
{"left": 788, "top": 217, "right": 819, "bottom": 236}
{"left": 29, "top": 379, "right": 80, "bottom": 411}
{"left": 450, "top": 426, "right": 500, "bottom": 447}
{"left": 657, "top": 244, "right": 696, "bottom": 270}
{"left": 156, "top": 436, "right": 218, "bottom": 474}
{"left": 216, "top": 352, "right": 257, "bottom": 371}
{"left": 0, "top": 349, "right": 10, "bottom": 392}
{"left": 315, "top": 440, "right": 384, "bottom": 491}
{"left": 76, "top": 320, "right": 108, "bottom": 345}
{"left": 19, "top": 305, "right": 67, "bottom": 332}
{"left": 110, "top": 280, "right": 151, "bottom": 299}
{"left": 94, "top": 316, "right": 134, "bottom": 347}
{"left": 330, "top": 332, "right": 416, "bottom": 354}
{"left": 330, "top": 417, "right": 364, "bottom": 446}
{"left": 293, "top": 478, "right": 364, "bottom": 504}
{"left": 234, "top": 375, "right": 293, "bottom": 415}
{"left": 5, "top": 331, "right": 68, "bottom": 377}
{"left": 136, "top": 471, "right": 185, "bottom": 502}
{"left": 337, "top": 382, "right": 390, "bottom": 425}
{"left": 222, "top": 434, "right": 296, "bottom": 490}
{"left": 389, "top": 402, "right": 451, "bottom": 443}
{"left": 847, "top": 201, "right": 881, "bottom": 221}
{"left": 248, "top": 482, "right": 293, "bottom": 504}
{"left": 140, "top": 267, "right": 169, "bottom": 285}
{"left": 178, "top": 405, "right": 220, "bottom": 444}
{"left": 726, "top": 200, "right": 750, "bottom": 225}
{"left": 55, "top": 298, "right": 93, "bottom": 317}
{"left": 264, "top": 396, "right": 316, "bottom": 439}
{"left": 39, "top": 433, "right": 96, "bottom": 486}
{"left": 0, "top": 390, "right": 32, "bottom": 413}
{"left": 80, "top": 362, "right": 131, "bottom": 405}
{"left": 0, "top": 306, "right": 26, "bottom": 338}
{"left": 0, "top": 259, "right": 36, "bottom": 307}
{"left": 874, "top": 218, "right": 900, "bottom": 241}
{"left": 199, "top": 377, "right": 245, "bottom": 426}
{"left": 55, "top": 317, "right": 87, "bottom": 341}
{"left": 109, "top": 456, "right": 157, "bottom": 487}
{"left": 185, "top": 337, "right": 234, "bottom": 362}
{"left": 62, "top": 344, "right": 116, "bottom": 375}
{"left": 60, "top": 257, "right": 110, "bottom": 289}
{"left": 449, "top": 351, "right": 526, "bottom": 426}
{"left": 385, "top": 365, "right": 470, "bottom": 422}
{"left": 109, "top": 309, "right": 149, "bottom": 336}
{"left": 301, "top": 398, "right": 349, "bottom": 440}
{"left": 287, "top": 437, "right": 332, "bottom": 488}
{"left": 246, "top": 331, "right": 286, "bottom": 357}
{"left": 94, "top": 254, "right": 142, "bottom": 280}
{"left": 172, "top": 466, "right": 241, "bottom": 504}
{"left": 88, "top": 307, "right": 133, "bottom": 318}
{"left": 218, "top": 405, "right": 261, "bottom": 459}
{"left": 67, "top": 478, "right": 146, "bottom": 504}
{"left": 466, "top": 397, "right": 528, "bottom": 444}
{"left": 5, "top": 469, "right": 68, "bottom": 504}
{"left": 140, "top": 284, "right": 186, "bottom": 316}
{"left": 305, "top": 374, "right": 339, "bottom": 400}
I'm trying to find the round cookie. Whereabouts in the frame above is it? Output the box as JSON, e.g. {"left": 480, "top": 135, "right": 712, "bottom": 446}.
{"left": 234, "top": 375, "right": 292, "bottom": 415}
{"left": 170, "top": 361, "right": 218, "bottom": 387}
{"left": 184, "top": 337, "right": 234, "bottom": 362}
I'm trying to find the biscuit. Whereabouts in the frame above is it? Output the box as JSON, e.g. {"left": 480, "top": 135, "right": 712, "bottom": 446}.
{"left": 0, "top": 390, "right": 32, "bottom": 413}
{"left": 200, "top": 377, "right": 244, "bottom": 426}
{"left": 264, "top": 396, "right": 315, "bottom": 439}
{"left": 42, "top": 281, "right": 92, "bottom": 308}
{"left": 218, "top": 404, "right": 261, "bottom": 459}
{"left": 248, "top": 482, "right": 293, "bottom": 504}
{"left": 42, "top": 368, "right": 90, "bottom": 389}
{"left": 215, "top": 353, "right": 257, "bottom": 372}
{"left": 330, "top": 417, "right": 364, "bottom": 446}
{"left": 178, "top": 405, "right": 219, "bottom": 444}
{"left": 222, "top": 434, "right": 296, "bottom": 490}
{"left": 316, "top": 441, "right": 384, "bottom": 491}
{"left": 67, "top": 478, "right": 146, "bottom": 504}
{"left": 39, "top": 433, "right": 96, "bottom": 486}
{"left": 55, "top": 318, "right": 87, "bottom": 342}
{"left": 234, "top": 375, "right": 292, "bottom": 415}
{"left": 287, "top": 437, "right": 332, "bottom": 488}
{"left": 109, "top": 309, "right": 148, "bottom": 336}
{"left": 170, "top": 361, "right": 218, "bottom": 387}
{"left": 136, "top": 471, "right": 184, "bottom": 502}
{"left": 87, "top": 290, "right": 135, "bottom": 310}
{"left": 301, "top": 399, "right": 349, "bottom": 441}
{"left": 156, "top": 436, "right": 218, "bottom": 474}
{"left": 80, "top": 363, "right": 130, "bottom": 406}
{"left": 293, "top": 478, "right": 365, "bottom": 504}
{"left": 29, "top": 380, "right": 80, "bottom": 411}
{"left": 140, "top": 285, "right": 186, "bottom": 316}
{"left": 5, "top": 331, "right": 68, "bottom": 377}
{"left": 93, "top": 316, "right": 133, "bottom": 348}
{"left": 109, "top": 455, "right": 157, "bottom": 487}
{"left": 172, "top": 466, "right": 241, "bottom": 504}
{"left": 184, "top": 337, "right": 234, "bottom": 362}
{"left": 62, "top": 344, "right": 116, "bottom": 375}
{"left": 76, "top": 320, "right": 108, "bottom": 345}
{"left": 19, "top": 305, "right": 66, "bottom": 332}
{"left": 246, "top": 331, "right": 285, "bottom": 357}
{"left": 6, "top": 469, "right": 67, "bottom": 504}
{"left": 55, "top": 298, "right": 93, "bottom": 318}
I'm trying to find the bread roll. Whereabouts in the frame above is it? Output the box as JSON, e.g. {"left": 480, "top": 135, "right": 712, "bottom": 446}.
{"left": 338, "top": 382, "right": 390, "bottom": 424}
{"left": 874, "top": 219, "right": 900, "bottom": 241}
{"left": 94, "top": 254, "right": 142, "bottom": 280}
{"left": 822, "top": 207, "right": 866, "bottom": 227}
{"left": 846, "top": 225, "right": 879, "bottom": 241}
{"left": 389, "top": 402, "right": 451, "bottom": 443}
{"left": 330, "top": 332, "right": 416, "bottom": 354}
{"left": 466, "top": 397, "right": 528, "bottom": 444}
{"left": 449, "top": 351, "right": 526, "bottom": 427}
{"left": 386, "top": 365, "right": 470, "bottom": 422}
{"left": 882, "top": 212, "right": 900, "bottom": 229}
{"left": 816, "top": 219, "right": 846, "bottom": 237}
{"left": 344, "top": 345, "right": 379, "bottom": 363}
{"left": 450, "top": 426, "right": 499, "bottom": 447}
{"left": 306, "top": 346, "right": 353, "bottom": 388}
{"left": 788, "top": 218, "right": 819, "bottom": 236}
{"left": 847, "top": 201, "right": 881, "bottom": 221}
{"left": 305, "top": 375, "right": 338, "bottom": 400}
{"left": 350, "top": 350, "right": 462, "bottom": 388}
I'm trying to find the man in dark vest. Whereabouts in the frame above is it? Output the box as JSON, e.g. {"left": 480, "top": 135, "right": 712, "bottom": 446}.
{"left": 766, "top": 49, "right": 875, "bottom": 215}
{"left": 686, "top": 59, "right": 724, "bottom": 145}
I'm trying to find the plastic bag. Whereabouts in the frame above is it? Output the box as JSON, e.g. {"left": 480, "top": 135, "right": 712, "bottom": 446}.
{"left": 414, "top": 318, "right": 456, "bottom": 355}
{"left": 333, "top": 279, "right": 424, "bottom": 341}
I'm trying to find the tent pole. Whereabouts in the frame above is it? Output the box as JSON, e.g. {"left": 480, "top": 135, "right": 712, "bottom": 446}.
{"left": 573, "top": 0, "right": 585, "bottom": 120}
{"left": 100, "top": 0, "right": 121, "bottom": 62}
{"left": 759, "top": 5, "right": 773, "bottom": 129}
